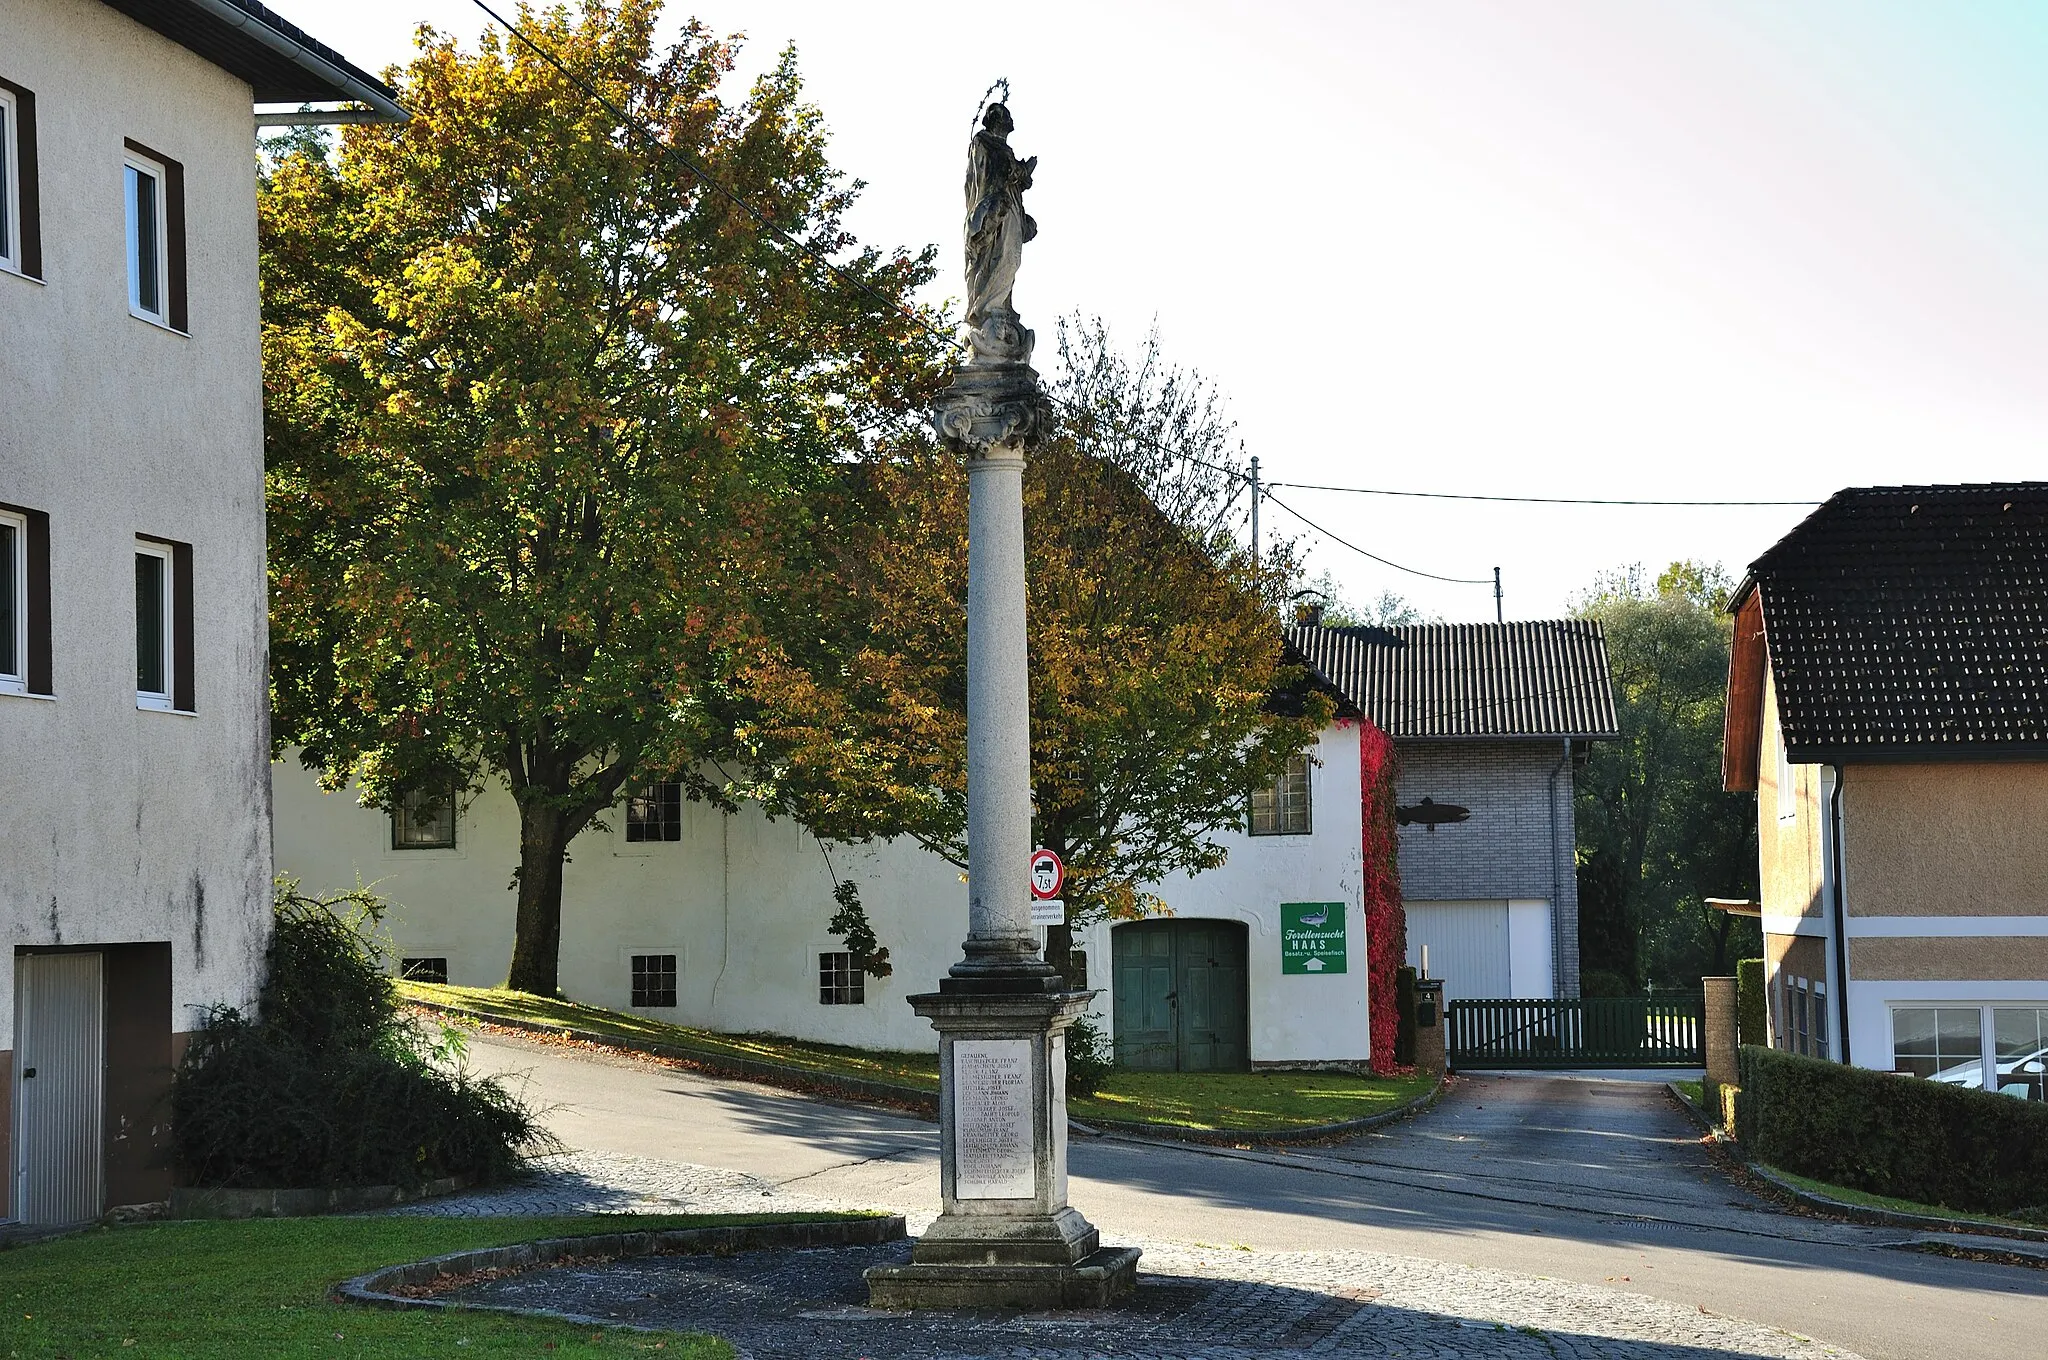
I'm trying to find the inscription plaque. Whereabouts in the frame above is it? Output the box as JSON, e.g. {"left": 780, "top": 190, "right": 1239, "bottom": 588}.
{"left": 952, "top": 1037, "right": 1036, "bottom": 1199}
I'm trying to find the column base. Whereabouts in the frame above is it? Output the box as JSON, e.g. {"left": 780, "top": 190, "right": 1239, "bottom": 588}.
{"left": 911, "top": 1202, "right": 1099, "bottom": 1266}
{"left": 865, "top": 1246, "right": 1141, "bottom": 1311}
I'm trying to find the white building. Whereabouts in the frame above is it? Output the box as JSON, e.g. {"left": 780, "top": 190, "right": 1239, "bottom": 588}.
{"left": 275, "top": 623, "right": 1614, "bottom": 1074}
{"left": 0, "top": 0, "right": 400, "bottom": 1225}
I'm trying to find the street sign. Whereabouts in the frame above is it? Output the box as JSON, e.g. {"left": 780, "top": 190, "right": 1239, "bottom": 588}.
{"left": 1030, "top": 898, "right": 1065, "bottom": 926}
{"left": 1029, "top": 847, "right": 1065, "bottom": 900}
{"left": 1280, "top": 902, "right": 1347, "bottom": 975}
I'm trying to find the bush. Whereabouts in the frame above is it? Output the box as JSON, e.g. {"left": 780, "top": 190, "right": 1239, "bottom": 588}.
{"left": 1737, "top": 1044, "right": 2048, "bottom": 1216}
{"left": 174, "top": 882, "right": 550, "bottom": 1190}
{"left": 1394, "top": 966, "right": 1417, "bottom": 1067}
{"left": 1736, "top": 959, "right": 1767, "bottom": 1048}
{"left": 1065, "top": 1015, "right": 1113, "bottom": 1096}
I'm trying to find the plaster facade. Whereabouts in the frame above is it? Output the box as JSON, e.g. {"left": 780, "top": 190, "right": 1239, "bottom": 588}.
{"left": 1, "top": 0, "right": 277, "bottom": 1218}
{"left": 273, "top": 722, "right": 1376, "bottom": 1066}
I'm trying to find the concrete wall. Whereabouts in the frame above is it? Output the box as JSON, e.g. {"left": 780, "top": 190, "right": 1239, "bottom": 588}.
{"left": 1841, "top": 762, "right": 2048, "bottom": 918}
{"left": 1393, "top": 740, "right": 1579, "bottom": 995}
{"left": 0, "top": 0, "right": 273, "bottom": 1211}
{"left": 275, "top": 722, "right": 1374, "bottom": 1065}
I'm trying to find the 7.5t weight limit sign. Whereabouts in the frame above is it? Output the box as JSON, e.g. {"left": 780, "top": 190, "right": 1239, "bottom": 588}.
{"left": 1029, "top": 848, "right": 1065, "bottom": 926}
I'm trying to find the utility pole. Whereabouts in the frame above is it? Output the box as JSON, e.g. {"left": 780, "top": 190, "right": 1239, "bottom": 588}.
{"left": 1249, "top": 455, "right": 1261, "bottom": 566}
{"left": 1494, "top": 566, "right": 1503, "bottom": 623}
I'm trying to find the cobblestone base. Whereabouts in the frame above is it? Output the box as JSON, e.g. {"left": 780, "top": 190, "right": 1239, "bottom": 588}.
{"left": 396, "top": 1152, "right": 1860, "bottom": 1359}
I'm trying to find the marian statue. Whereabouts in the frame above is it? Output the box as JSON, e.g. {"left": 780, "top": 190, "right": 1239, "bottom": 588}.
{"left": 962, "top": 102, "right": 1037, "bottom": 364}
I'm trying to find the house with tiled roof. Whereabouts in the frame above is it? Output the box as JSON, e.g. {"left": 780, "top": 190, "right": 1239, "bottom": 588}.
{"left": 1286, "top": 619, "right": 1620, "bottom": 1004}
{"left": 1722, "top": 483, "right": 2048, "bottom": 1100}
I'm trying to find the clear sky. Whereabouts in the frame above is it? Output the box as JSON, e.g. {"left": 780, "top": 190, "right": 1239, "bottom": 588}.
{"left": 268, "top": 1, "right": 2048, "bottom": 621}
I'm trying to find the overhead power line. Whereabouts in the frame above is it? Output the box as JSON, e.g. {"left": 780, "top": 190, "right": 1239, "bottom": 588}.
{"left": 1259, "top": 490, "right": 1492, "bottom": 586}
{"left": 1267, "top": 482, "right": 1822, "bottom": 507}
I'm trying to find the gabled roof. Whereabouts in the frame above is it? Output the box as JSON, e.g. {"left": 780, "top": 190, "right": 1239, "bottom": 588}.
{"left": 1285, "top": 620, "right": 1619, "bottom": 741}
{"left": 1729, "top": 482, "right": 2048, "bottom": 770}
{"left": 99, "top": 0, "right": 404, "bottom": 118}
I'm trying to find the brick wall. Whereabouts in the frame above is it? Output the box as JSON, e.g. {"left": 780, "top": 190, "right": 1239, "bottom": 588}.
{"left": 1393, "top": 740, "right": 1581, "bottom": 996}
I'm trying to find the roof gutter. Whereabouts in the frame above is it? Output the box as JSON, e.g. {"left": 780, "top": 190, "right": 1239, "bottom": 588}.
{"left": 178, "top": 0, "right": 407, "bottom": 124}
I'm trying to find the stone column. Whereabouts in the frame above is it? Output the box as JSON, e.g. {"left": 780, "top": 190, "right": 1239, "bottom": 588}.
{"left": 865, "top": 100, "right": 1136, "bottom": 1313}
{"left": 1703, "top": 975, "right": 1737, "bottom": 1093}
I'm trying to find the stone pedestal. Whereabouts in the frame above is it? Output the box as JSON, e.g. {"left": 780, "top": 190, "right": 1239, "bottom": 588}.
{"left": 1413, "top": 977, "right": 1447, "bottom": 1075}
{"left": 865, "top": 987, "right": 1140, "bottom": 1309}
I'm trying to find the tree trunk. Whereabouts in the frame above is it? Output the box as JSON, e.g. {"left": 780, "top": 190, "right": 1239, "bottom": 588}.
{"left": 506, "top": 800, "right": 571, "bottom": 995}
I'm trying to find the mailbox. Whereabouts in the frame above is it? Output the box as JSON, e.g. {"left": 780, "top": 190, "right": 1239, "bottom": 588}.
{"left": 1414, "top": 977, "right": 1443, "bottom": 1030}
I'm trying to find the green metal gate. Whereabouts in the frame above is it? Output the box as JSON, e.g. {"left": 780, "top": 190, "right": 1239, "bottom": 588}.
{"left": 1448, "top": 995, "right": 1704, "bottom": 1068}
{"left": 1111, "top": 919, "right": 1249, "bottom": 1072}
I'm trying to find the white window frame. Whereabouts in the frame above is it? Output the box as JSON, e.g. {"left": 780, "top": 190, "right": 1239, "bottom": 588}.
{"left": 0, "top": 87, "right": 20, "bottom": 276}
{"left": 1892, "top": 1002, "right": 2048, "bottom": 1102}
{"left": 1775, "top": 722, "right": 1797, "bottom": 822}
{"left": 134, "top": 539, "right": 173, "bottom": 711}
{"left": 0, "top": 507, "right": 26, "bottom": 694}
{"left": 124, "top": 149, "right": 169, "bottom": 325}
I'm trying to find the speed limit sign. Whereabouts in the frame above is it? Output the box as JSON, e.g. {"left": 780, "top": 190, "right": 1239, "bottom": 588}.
{"left": 1029, "top": 847, "right": 1065, "bottom": 900}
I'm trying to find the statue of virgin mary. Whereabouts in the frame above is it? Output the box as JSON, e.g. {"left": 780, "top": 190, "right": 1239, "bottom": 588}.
{"left": 963, "top": 102, "right": 1037, "bottom": 363}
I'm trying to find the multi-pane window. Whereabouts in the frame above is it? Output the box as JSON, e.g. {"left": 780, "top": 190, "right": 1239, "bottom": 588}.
{"left": 391, "top": 784, "right": 457, "bottom": 849}
{"left": 1250, "top": 753, "right": 1312, "bottom": 835}
{"left": 819, "top": 951, "right": 864, "bottom": 1005}
{"left": 1891, "top": 1007, "right": 1984, "bottom": 1086}
{"left": 1810, "top": 978, "right": 1828, "bottom": 1055}
{"left": 400, "top": 957, "right": 449, "bottom": 984}
{"left": 630, "top": 953, "right": 677, "bottom": 1007}
{"left": 1892, "top": 1005, "right": 2048, "bottom": 1102}
{"left": 1787, "top": 975, "right": 1812, "bottom": 1056}
{"left": 135, "top": 541, "right": 172, "bottom": 709}
{"left": 626, "top": 780, "right": 682, "bottom": 842}
{"left": 1993, "top": 1008, "right": 2048, "bottom": 1103}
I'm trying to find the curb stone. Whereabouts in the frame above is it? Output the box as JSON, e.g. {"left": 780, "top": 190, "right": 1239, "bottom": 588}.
{"left": 337, "top": 1214, "right": 906, "bottom": 1317}
{"left": 1664, "top": 1080, "right": 2048, "bottom": 1247}
{"left": 416, "top": 997, "right": 1447, "bottom": 1145}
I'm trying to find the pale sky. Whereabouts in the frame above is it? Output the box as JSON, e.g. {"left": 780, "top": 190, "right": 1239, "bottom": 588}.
{"left": 268, "top": 1, "right": 2048, "bottom": 620}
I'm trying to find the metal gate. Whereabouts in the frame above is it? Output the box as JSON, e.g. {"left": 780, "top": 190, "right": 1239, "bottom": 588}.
{"left": 1448, "top": 994, "right": 1703, "bottom": 1069}
{"left": 14, "top": 952, "right": 105, "bottom": 1224}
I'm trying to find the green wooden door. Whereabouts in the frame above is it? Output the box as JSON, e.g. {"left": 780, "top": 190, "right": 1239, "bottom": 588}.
{"left": 1112, "top": 920, "right": 1249, "bottom": 1072}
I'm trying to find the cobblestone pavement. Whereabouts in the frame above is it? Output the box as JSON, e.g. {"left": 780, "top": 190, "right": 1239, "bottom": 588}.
{"left": 394, "top": 1153, "right": 1862, "bottom": 1359}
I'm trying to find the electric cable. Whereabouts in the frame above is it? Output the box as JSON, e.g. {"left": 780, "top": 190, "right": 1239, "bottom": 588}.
{"left": 1260, "top": 490, "right": 1492, "bottom": 586}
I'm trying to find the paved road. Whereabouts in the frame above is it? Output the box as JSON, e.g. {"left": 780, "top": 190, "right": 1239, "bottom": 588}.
{"left": 465, "top": 1031, "right": 2048, "bottom": 1360}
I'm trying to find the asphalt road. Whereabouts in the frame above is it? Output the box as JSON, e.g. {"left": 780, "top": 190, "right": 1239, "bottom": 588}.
{"left": 467, "top": 1031, "right": 2048, "bottom": 1360}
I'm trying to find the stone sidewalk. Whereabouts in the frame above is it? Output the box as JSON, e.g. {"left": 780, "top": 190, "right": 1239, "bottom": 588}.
{"left": 390, "top": 1151, "right": 1862, "bottom": 1359}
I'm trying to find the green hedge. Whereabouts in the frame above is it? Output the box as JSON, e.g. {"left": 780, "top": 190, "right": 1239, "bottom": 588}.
{"left": 1736, "top": 959, "right": 1767, "bottom": 1048}
{"left": 1737, "top": 1044, "right": 2048, "bottom": 1216}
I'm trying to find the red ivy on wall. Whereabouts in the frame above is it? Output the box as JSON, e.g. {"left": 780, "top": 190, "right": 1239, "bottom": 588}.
{"left": 1360, "top": 719, "right": 1407, "bottom": 1073}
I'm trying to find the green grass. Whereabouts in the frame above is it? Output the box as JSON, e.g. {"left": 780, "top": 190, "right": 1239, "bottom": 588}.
{"left": 1673, "top": 1079, "right": 1704, "bottom": 1107}
{"left": 1761, "top": 1166, "right": 2048, "bottom": 1233}
{"left": 404, "top": 982, "right": 1436, "bottom": 1133}
{"left": 0, "top": 1212, "right": 864, "bottom": 1358}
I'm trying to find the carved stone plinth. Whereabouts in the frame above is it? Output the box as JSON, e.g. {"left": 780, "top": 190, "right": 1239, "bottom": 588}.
{"left": 863, "top": 988, "right": 1140, "bottom": 1310}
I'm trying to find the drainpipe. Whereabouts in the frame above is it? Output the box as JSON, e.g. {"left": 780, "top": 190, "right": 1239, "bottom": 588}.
{"left": 1828, "top": 764, "right": 1852, "bottom": 1066}
{"left": 1549, "top": 736, "right": 1570, "bottom": 997}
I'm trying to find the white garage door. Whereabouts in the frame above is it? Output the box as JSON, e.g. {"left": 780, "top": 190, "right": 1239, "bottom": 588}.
{"left": 1405, "top": 901, "right": 1510, "bottom": 1004}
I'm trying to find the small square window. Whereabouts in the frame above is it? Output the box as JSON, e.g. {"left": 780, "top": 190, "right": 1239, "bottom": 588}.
{"left": 626, "top": 780, "right": 682, "bottom": 842}
{"left": 1250, "top": 753, "right": 1312, "bottom": 835}
{"left": 631, "top": 953, "right": 677, "bottom": 1007}
{"left": 819, "top": 951, "right": 864, "bottom": 1006}
{"left": 391, "top": 783, "right": 457, "bottom": 850}
{"left": 399, "top": 957, "right": 448, "bottom": 984}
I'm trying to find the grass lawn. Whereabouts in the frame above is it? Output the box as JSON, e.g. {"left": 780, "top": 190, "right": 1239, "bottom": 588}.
{"left": 1672, "top": 1079, "right": 1704, "bottom": 1108}
{"left": 403, "top": 981, "right": 1436, "bottom": 1133}
{"left": 1761, "top": 1166, "right": 2047, "bottom": 1233}
{"left": 0, "top": 1212, "right": 859, "bottom": 1358}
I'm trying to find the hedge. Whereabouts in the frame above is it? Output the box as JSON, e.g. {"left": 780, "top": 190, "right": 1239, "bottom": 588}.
{"left": 1736, "top": 1044, "right": 2048, "bottom": 1216}
{"left": 1735, "top": 959, "right": 1767, "bottom": 1049}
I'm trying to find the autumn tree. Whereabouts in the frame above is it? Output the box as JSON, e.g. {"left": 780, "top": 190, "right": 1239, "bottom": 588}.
{"left": 1573, "top": 562, "right": 1760, "bottom": 992}
{"left": 262, "top": 1, "right": 943, "bottom": 995}
{"left": 739, "top": 321, "right": 1330, "bottom": 972}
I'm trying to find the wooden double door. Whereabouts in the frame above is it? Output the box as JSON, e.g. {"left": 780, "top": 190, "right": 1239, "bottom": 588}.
{"left": 1111, "top": 919, "right": 1249, "bottom": 1072}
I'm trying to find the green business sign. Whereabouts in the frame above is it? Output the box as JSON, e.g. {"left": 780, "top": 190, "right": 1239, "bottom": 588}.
{"left": 1280, "top": 902, "right": 1347, "bottom": 975}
